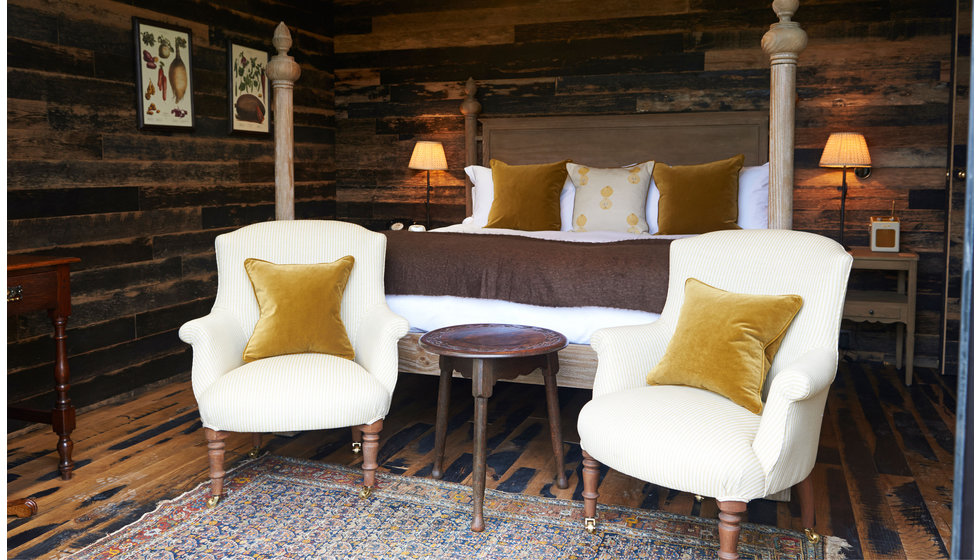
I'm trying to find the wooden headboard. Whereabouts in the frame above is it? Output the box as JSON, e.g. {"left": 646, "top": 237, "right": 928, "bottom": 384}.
{"left": 462, "top": 111, "right": 769, "bottom": 218}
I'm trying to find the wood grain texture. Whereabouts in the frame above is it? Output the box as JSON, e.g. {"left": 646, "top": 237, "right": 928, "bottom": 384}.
{"left": 6, "top": 360, "right": 953, "bottom": 559}
{"left": 6, "top": 0, "right": 334, "bottom": 415}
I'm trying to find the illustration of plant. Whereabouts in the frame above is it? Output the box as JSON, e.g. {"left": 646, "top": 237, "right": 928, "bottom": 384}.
{"left": 235, "top": 52, "right": 265, "bottom": 97}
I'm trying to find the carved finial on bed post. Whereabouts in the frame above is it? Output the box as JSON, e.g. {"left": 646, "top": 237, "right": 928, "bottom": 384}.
{"left": 460, "top": 78, "right": 482, "bottom": 217}
{"left": 267, "top": 22, "right": 302, "bottom": 220}
{"left": 762, "top": 0, "right": 807, "bottom": 230}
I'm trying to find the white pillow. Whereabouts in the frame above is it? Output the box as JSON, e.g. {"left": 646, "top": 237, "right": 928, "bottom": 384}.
{"left": 737, "top": 162, "right": 769, "bottom": 229}
{"left": 465, "top": 164, "right": 576, "bottom": 230}
{"left": 464, "top": 165, "right": 494, "bottom": 227}
{"left": 644, "top": 161, "right": 769, "bottom": 233}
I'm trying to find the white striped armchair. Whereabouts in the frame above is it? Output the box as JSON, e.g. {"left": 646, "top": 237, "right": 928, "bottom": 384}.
{"left": 577, "top": 229, "right": 852, "bottom": 559}
{"left": 179, "top": 220, "right": 409, "bottom": 507}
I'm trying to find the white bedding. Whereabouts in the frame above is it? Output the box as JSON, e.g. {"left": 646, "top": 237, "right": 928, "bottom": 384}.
{"left": 388, "top": 223, "right": 681, "bottom": 344}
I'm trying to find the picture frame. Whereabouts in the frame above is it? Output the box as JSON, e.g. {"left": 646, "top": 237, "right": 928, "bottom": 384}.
{"left": 133, "top": 18, "right": 194, "bottom": 130}
{"left": 228, "top": 41, "right": 271, "bottom": 134}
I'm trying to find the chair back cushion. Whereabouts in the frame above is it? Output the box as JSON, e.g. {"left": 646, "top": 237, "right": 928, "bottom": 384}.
{"left": 242, "top": 256, "right": 356, "bottom": 362}
{"left": 212, "top": 220, "right": 387, "bottom": 344}
{"left": 647, "top": 278, "right": 802, "bottom": 413}
{"left": 660, "top": 230, "right": 852, "bottom": 399}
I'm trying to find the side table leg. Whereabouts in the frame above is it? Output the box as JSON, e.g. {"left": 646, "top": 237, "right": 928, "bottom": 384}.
{"left": 51, "top": 314, "right": 76, "bottom": 480}
{"left": 432, "top": 362, "right": 453, "bottom": 479}
{"left": 472, "top": 394, "right": 488, "bottom": 532}
{"left": 542, "top": 356, "right": 568, "bottom": 489}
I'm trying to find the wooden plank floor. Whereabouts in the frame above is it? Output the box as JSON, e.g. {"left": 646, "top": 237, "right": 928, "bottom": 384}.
{"left": 7, "top": 359, "right": 956, "bottom": 559}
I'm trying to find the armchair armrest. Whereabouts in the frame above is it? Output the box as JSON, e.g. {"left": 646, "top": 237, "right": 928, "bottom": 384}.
{"left": 590, "top": 319, "right": 673, "bottom": 397}
{"left": 753, "top": 346, "right": 839, "bottom": 494}
{"left": 178, "top": 309, "right": 249, "bottom": 401}
{"left": 353, "top": 303, "right": 410, "bottom": 395}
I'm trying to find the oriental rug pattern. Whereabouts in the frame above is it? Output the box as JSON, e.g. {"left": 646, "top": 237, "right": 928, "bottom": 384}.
{"left": 70, "top": 455, "right": 841, "bottom": 559}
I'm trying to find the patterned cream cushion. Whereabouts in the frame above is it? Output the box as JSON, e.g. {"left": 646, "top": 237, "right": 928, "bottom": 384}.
{"left": 568, "top": 161, "right": 655, "bottom": 233}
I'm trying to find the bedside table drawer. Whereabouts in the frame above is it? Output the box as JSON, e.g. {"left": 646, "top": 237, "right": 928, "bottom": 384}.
{"left": 7, "top": 271, "right": 58, "bottom": 315}
{"left": 843, "top": 299, "right": 905, "bottom": 322}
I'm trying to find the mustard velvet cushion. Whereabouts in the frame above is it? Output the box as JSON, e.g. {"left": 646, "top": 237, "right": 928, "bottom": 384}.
{"left": 568, "top": 161, "right": 655, "bottom": 233}
{"left": 646, "top": 278, "right": 803, "bottom": 414}
{"left": 654, "top": 154, "right": 744, "bottom": 234}
{"left": 242, "top": 256, "right": 356, "bottom": 362}
{"left": 485, "top": 159, "right": 570, "bottom": 231}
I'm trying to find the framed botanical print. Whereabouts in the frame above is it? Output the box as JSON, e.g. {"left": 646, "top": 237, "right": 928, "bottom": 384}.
{"left": 228, "top": 42, "right": 271, "bottom": 134}
{"left": 133, "top": 18, "right": 194, "bottom": 130}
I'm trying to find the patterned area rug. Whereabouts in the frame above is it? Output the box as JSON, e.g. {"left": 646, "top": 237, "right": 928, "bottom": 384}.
{"left": 70, "top": 455, "right": 844, "bottom": 559}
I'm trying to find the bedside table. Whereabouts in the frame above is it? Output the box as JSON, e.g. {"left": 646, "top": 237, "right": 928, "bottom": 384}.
{"left": 843, "top": 247, "right": 918, "bottom": 385}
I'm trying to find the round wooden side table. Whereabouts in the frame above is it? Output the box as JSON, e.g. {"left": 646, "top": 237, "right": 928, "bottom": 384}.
{"left": 419, "top": 323, "right": 569, "bottom": 532}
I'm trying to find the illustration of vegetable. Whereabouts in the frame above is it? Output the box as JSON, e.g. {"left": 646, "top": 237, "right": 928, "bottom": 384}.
{"left": 141, "top": 31, "right": 155, "bottom": 47}
{"left": 158, "top": 65, "right": 167, "bottom": 101}
{"left": 157, "top": 36, "right": 172, "bottom": 59}
{"left": 145, "top": 79, "right": 155, "bottom": 100}
{"left": 143, "top": 50, "right": 156, "bottom": 69}
{"left": 235, "top": 94, "right": 265, "bottom": 124}
{"left": 169, "top": 36, "right": 188, "bottom": 102}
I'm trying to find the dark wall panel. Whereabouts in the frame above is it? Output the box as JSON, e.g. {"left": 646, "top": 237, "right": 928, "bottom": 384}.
{"left": 6, "top": 0, "right": 334, "bottom": 424}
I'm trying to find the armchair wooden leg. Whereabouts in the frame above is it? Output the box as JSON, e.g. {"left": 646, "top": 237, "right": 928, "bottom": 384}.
{"left": 796, "top": 472, "right": 820, "bottom": 543}
{"left": 351, "top": 426, "right": 363, "bottom": 454}
{"left": 249, "top": 433, "right": 262, "bottom": 458}
{"left": 717, "top": 500, "right": 746, "bottom": 560}
{"left": 204, "top": 428, "right": 229, "bottom": 508}
{"left": 358, "top": 419, "right": 383, "bottom": 498}
{"left": 581, "top": 449, "right": 600, "bottom": 534}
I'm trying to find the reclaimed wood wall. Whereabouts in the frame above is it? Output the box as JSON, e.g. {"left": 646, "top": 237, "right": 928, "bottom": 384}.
{"left": 332, "top": 0, "right": 958, "bottom": 369}
{"left": 6, "top": 0, "right": 334, "bottom": 424}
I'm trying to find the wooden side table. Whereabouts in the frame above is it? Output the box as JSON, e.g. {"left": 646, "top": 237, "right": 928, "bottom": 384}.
{"left": 843, "top": 247, "right": 918, "bottom": 385}
{"left": 419, "top": 323, "right": 569, "bottom": 532}
{"left": 7, "top": 255, "right": 81, "bottom": 479}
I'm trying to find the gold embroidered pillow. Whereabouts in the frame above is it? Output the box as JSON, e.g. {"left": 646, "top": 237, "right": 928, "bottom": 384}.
{"left": 654, "top": 154, "right": 744, "bottom": 234}
{"left": 485, "top": 159, "right": 570, "bottom": 231}
{"left": 568, "top": 161, "right": 655, "bottom": 233}
{"left": 646, "top": 278, "right": 803, "bottom": 414}
{"left": 242, "top": 256, "right": 356, "bottom": 362}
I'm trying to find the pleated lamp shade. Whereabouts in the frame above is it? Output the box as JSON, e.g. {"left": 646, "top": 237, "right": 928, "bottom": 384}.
{"left": 819, "top": 133, "right": 871, "bottom": 168}
{"left": 408, "top": 141, "right": 448, "bottom": 171}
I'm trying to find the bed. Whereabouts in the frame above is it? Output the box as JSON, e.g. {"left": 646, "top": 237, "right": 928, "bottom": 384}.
{"left": 267, "top": 1, "right": 808, "bottom": 389}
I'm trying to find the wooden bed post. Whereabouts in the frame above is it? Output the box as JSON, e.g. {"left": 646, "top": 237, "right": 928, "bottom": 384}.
{"left": 460, "top": 78, "right": 482, "bottom": 217}
{"left": 762, "top": 0, "right": 807, "bottom": 230}
{"left": 267, "top": 22, "right": 302, "bottom": 220}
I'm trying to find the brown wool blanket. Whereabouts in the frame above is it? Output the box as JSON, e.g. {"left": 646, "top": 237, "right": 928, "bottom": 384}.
{"left": 383, "top": 231, "right": 671, "bottom": 313}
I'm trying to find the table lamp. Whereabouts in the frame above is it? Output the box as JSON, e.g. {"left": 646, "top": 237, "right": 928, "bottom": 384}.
{"left": 819, "top": 132, "right": 871, "bottom": 247}
{"left": 408, "top": 141, "right": 448, "bottom": 230}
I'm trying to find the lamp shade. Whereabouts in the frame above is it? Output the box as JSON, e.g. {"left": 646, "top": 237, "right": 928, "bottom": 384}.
{"left": 819, "top": 133, "right": 871, "bottom": 168}
{"left": 408, "top": 141, "right": 448, "bottom": 171}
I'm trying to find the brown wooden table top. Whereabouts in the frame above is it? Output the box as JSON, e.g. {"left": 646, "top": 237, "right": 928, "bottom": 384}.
{"left": 8, "top": 255, "right": 81, "bottom": 272}
{"left": 419, "top": 323, "right": 567, "bottom": 359}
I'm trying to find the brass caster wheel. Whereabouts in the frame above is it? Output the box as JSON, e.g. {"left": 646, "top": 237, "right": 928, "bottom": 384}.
{"left": 206, "top": 495, "right": 221, "bottom": 509}
{"left": 352, "top": 442, "right": 362, "bottom": 455}
{"left": 248, "top": 447, "right": 260, "bottom": 459}
{"left": 359, "top": 486, "right": 373, "bottom": 499}
{"left": 804, "top": 528, "right": 821, "bottom": 544}
{"left": 585, "top": 517, "right": 597, "bottom": 535}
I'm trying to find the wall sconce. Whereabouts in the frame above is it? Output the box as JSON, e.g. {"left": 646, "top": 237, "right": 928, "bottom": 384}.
{"left": 408, "top": 141, "right": 448, "bottom": 230}
{"left": 819, "top": 132, "right": 871, "bottom": 247}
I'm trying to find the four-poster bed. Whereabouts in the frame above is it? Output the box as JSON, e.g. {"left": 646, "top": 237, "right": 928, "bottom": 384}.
{"left": 268, "top": 0, "right": 808, "bottom": 389}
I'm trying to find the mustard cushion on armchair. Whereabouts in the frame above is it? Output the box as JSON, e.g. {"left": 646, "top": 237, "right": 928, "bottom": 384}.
{"left": 242, "top": 256, "right": 356, "bottom": 362}
{"left": 646, "top": 278, "right": 803, "bottom": 414}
